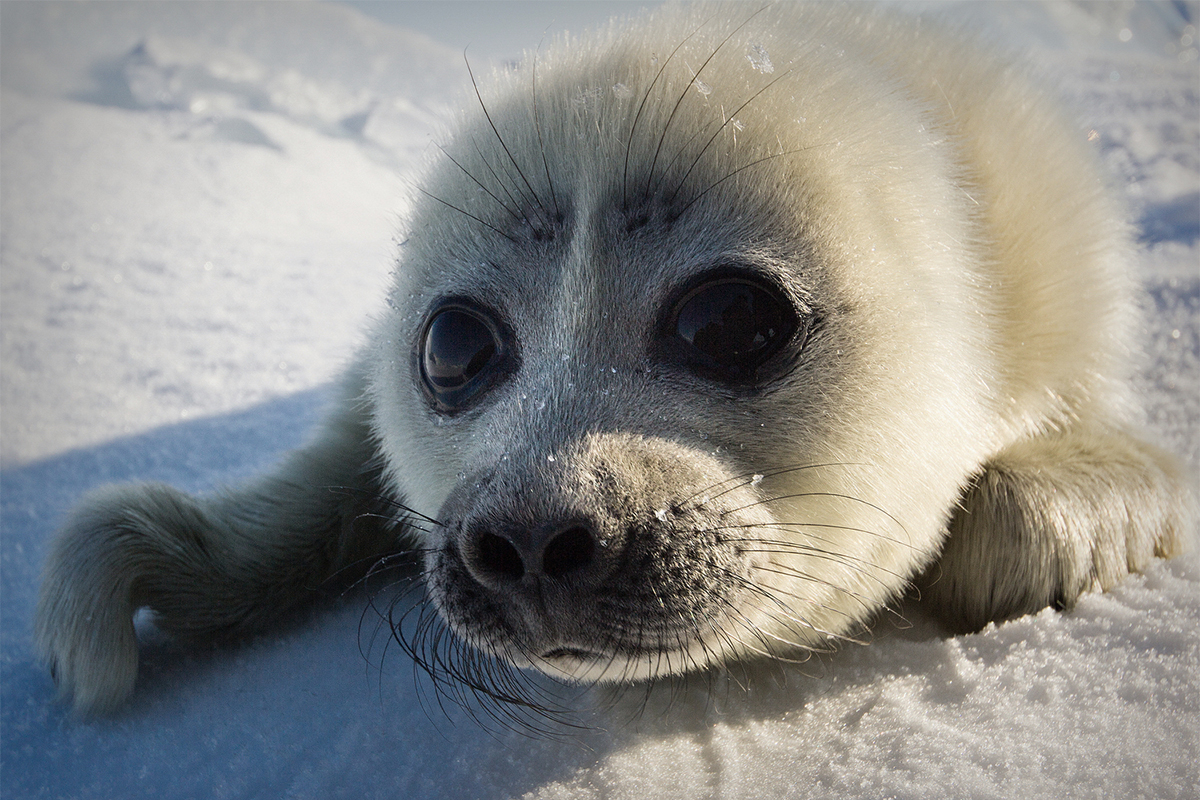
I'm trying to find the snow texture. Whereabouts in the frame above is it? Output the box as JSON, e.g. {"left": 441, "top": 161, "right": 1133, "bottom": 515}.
{"left": 1, "top": 2, "right": 1197, "bottom": 798}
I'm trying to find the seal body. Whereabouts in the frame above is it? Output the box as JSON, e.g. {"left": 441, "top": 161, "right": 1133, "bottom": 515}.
{"left": 36, "top": 3, "right": 1192, "bottom": 713}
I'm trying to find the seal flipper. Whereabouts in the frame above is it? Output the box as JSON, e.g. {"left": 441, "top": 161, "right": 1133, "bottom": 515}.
{"left": 33, "top": 371, "right": 402, "bottom": 715}
{"left": 923, "top": 428, "right": 1193, "bottom": 634}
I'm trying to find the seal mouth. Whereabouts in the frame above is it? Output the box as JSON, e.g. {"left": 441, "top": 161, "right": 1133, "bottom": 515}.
{"left": 541, "top": 647, "right": 599, "bottom": 661}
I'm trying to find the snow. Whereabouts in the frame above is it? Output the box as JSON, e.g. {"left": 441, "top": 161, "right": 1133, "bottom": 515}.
{"left": 1, "top": 2, "right": 1196, "bottom": 798}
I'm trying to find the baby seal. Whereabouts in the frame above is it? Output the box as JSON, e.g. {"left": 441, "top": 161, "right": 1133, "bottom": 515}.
{"left": 36, "top": 2, "right": 1192, "bottom": 715}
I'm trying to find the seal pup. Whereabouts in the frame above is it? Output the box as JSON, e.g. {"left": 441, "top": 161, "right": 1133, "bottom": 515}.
{"left": 36, "top": 2, "right": 1192, "bottom": 716}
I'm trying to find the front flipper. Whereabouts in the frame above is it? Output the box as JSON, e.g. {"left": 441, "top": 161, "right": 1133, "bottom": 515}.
{"left": 34, "top": 379, "right": 404, "bottom": 715}
{"left": 924, "top": 428, "right": 1193, "bottom": 634}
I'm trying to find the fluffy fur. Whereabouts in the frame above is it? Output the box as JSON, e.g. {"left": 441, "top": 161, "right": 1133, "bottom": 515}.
{"left": 36, "top": 3, "right": 1192, "bottom": 715}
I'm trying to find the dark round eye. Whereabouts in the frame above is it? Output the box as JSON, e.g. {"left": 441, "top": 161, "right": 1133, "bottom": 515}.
{"left": 671, "top": 277, "right": 799, "bottom": 383}
{"left": 420, "top": 305, "right": 505, "bottom": 410}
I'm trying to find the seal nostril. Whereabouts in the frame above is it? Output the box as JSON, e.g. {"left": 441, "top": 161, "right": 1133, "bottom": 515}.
{"left": 542, "top": 526, "right": 596, "bottom": 578}
{"left": 476, "top": 532, "right": 524, "bottom": 580}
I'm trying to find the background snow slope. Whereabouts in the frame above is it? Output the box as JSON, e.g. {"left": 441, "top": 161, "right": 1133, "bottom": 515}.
{"left": 1, "top": 2, "right": 1196, "bottom": 798}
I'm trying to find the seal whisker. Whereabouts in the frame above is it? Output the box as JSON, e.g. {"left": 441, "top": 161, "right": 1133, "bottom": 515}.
{"left": 433, "top": 142, "right": 523, "bottom": 223}
{"left": 622, "top": 13, "right": 710, "bottom": 209}
{"left": 676, "top": 145, "right": 826, "bottom": 218}
{"left": 530, "top": 46, "right": 561, "bottom": 222}
{"left": 681, "top": 461, "right": 871, "bottom": 509}
{"left": 665, "top": 69, "right": 794, "bottom": 204}
{"left": 463, "top": 53, "right": 552, "bottom": 232}
{"left": 643, "top": 5, "right": 771, "bottom": 199}
{"left": 711, "top": 520, "right": 914, "bottom": 550}
{"left": 748, "top": 562, "right": 911, "bottom": 628}
{"left": 723, "top": 491, "right": 912, "bottom": 543}
{"left": 413, "top": 186, "right": 517, "bottom": 243}
{"left": 468, "top": 137, "right": 538, "bottom": 234}
{"left": 735, "top": 538, "right": 911, "bottom": 579}
{"left": 745, "top": 562, "right": 894, "bottom": 617}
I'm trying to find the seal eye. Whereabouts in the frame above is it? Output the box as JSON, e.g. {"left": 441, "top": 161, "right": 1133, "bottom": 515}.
{"left": 671, "top": 276, "right": 799, "bottom": 383}
{"left": 420, "top": 305, "right": 505, "bottom": 410}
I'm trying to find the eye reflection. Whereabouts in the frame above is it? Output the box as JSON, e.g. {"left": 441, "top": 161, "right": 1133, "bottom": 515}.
{"left": 420, "top": 305, "right": 507, "bottom": 409}
{"left": 673, "top": 277, "right": 797, "bottom": 381}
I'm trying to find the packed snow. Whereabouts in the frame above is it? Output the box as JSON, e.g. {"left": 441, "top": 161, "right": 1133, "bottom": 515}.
{"left": 1, "top": 2, "right": 1197, "bottom": 798}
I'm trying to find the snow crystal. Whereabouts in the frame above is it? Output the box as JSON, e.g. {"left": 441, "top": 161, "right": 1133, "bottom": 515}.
{"left": 746, "top": 42, "right": 774, "bottom": 74}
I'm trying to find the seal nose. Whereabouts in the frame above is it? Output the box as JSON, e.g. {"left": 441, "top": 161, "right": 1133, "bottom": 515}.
{"left": 469, "top": 523, "right": 598, "bottom": 585}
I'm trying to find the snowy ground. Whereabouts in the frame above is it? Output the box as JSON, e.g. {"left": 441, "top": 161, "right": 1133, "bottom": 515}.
{"left": 1, "top": 2, "right": 1197, "bottom": 798}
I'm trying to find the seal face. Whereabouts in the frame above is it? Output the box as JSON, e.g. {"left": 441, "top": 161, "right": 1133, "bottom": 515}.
{"left": 32, "top": 2, "right": 1192, "bottom": 717}
{"left": 363, "top": 1, "right": 1191, "bottom": 689}
{"left": 429, "top": 433, "right": 780, "bottom": 683}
